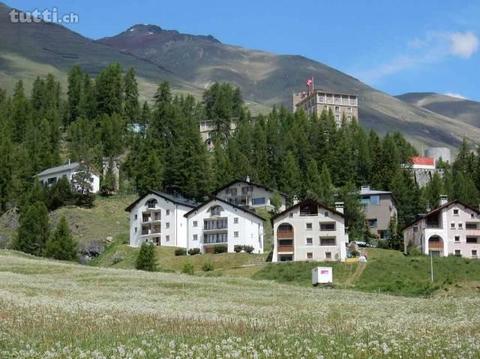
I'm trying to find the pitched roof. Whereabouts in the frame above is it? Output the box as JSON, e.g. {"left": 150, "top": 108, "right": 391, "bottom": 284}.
{"left": 211, "top": 178, "right": 287, "bottom": 197}
{"left": 359, "top": 186, "right": 392, "bottom": 196}
{"left": 403, "top": 200, "right": 480, "bottom": 230}
{"left": 271, "top": 198, "right": 345, "bottom": 221}
{"left": 36, "top": 162, "right": 80, "bottom": 177}
{"left": 124, "top": 190, "right": 199, "bottom": 212}
{"left": 184, "top": 197, "right": 265, "bottom": 221}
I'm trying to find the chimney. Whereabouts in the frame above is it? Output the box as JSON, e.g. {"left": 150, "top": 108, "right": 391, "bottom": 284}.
{"left": 335, "top": 202, "right": 344, "bottom": 214}
{"left": 245, "top": 176, "right": 250, "bottom": 183}
{"left": 360, "top": 185, "right": 370, "bottom": 192}
{"left": 439, "top": 195, "right": 448, "bottom": 206}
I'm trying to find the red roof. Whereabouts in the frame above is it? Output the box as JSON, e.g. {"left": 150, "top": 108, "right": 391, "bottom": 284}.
{"left": 410, "top": 156, "right": 435, "bottom": 166}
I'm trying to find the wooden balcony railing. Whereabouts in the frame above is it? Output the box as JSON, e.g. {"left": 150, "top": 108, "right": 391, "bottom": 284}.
{"left": 428, "top": 241, "right": 443, "bottom": 249}
{"left": 278, "top": 245, "right": 294, "bottom": 253}
{"left": 277, "top": 231, "right": 294, "bottom": 240}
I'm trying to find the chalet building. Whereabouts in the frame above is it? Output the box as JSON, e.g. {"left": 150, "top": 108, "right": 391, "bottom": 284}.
{"left": 403, "top": 196, "right": 480, "bottom": 258}
{"left": 407, "top": 156, "right": 444, "bottom": 188}
{"left": 213, "top": 177, "right": 287, "bottom": 212}
{"left": 125, "top": 191, "right": 198, "bottom": 248}
{"left": 199, "top": 120, "right": 236, "bottom": 150}
{"left": 360, "top": 186, "right": 398, "bottom": 239}
{"left": 292, "top": 88, "right": 358, "bottom": 126}
{"left": 185, "top": 198, "right": 264, "bottom": 254}
{"left": 36, "top": 161, "right": 100, "bottom": 193}
{"left": 271, "top": 199, "right": 348, "bottom": 262}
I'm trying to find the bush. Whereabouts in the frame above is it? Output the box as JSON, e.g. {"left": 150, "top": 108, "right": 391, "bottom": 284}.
{"left": 175, "top": 248, "right": 187, "bottom": 256}
{"left": 244, "top": 245, "right": 254, "bottom": 254}
{"left": 111, "top": 253, "right": 124, "bottom": 265}
{"left": 188, "top": 248, "right": 200, "bottom": 256}
{"left": 234, "top": 245, "right": 243, "bottom": 253}
{"left": 182, "top": 262, "right": 194, "bottom": 275}
{"left": 202, "top": 260, "right": 214, "bottom": 272}
{"left": 213, "top": 244, "right": 228, "bottom": 254}
{"left": 350, "top": 249, "right": 360, "bottom": 257}
{"left": 135, "top": 242, "right": 156, "bottom": 271}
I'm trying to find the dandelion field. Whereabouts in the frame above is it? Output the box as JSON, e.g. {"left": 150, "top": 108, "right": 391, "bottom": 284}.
{"left": 0, "top": 251, "right": 479, "bottom": 358}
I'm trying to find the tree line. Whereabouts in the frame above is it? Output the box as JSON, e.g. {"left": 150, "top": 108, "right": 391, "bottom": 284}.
{"left": 1, "top": 63, "right": 480, "bottom": 256}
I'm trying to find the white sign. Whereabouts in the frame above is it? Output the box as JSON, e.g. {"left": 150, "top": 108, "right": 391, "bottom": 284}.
{"left": 312, "top": 266, "right": 333, "bottom": 285}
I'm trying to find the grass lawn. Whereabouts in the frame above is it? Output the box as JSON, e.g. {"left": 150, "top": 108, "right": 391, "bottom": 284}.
{"left": 1, "top": 250, "right": 480, "bottom": 358}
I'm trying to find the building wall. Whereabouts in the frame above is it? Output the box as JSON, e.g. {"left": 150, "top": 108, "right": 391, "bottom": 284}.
{"left": 272, "top": 206, "right": 347, "bottom": 262}
{"left": 216, "top": 183, "right": 286, "bottom": 211}
{"left": 362, "top": 194, "right": 397, "bottom": 237}
{"left": 38, "top": 169, "right": 100, "bottom": 193}
{"left": 186, "top": 200, "right": 264, "bottom": 254}
{"left": 128, "top": 194, "right": 191, "bottom": 248}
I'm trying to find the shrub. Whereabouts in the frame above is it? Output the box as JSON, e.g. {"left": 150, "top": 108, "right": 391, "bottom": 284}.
{"left": 234, "top": 245, "right": 243, "bottom": 253}
{"left": 244, "top": 245, "right": 254, "bottom": 254}
{"left": 213, "top": 244, "right": 228, "bottom": 254}
{"left": 202, "top": 260, "right": 214, "bottom": 272}
{"left": 111, "top": 253, "right": 124, "bottom": 265}
{"left": 182, "top": 262, "right": 194, "bottom": 275}
{"left": 135, "top": 243, "right": 156, "bottom": 271}
{"left": 350, "top": 249, "right": 360, "bottom": 258}
{"left": 45, "top": 216, "right": 78, "bottom": 261}
{"left": 175, "top": 248, "right": 187, "bottom": 256}
{"left": 188, "top": 248, "right": 200, "bottom": 256}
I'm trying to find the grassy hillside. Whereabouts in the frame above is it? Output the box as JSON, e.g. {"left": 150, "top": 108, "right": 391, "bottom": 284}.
{"left": 1, "top": 250, "right": 479, "bottom": 358}
{"left": 0, "top": 194, "right": 135, "bottom": 250}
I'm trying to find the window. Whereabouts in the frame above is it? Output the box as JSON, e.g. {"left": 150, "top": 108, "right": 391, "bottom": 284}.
{"left": 370, "top": 195, "right": 380, "bottom": 205}
{"left": 320, "top": 223, "right": 336, "bottom": 231}
{"left": 47, "top": 177, "right": 57, "bottom": 185}
{"left": 146, "top": 199, "right": 157, "bottom": 208}
{"left": 472, "top": 250, "right": 478, "bottom": 257}
{"left": 367, "top": 219, "right": 378, "bottom": 228}
{"left": 166, "top": 209, "right": 170, "bottom": 216}
{"left": 324, "top": 211, "right": 329, "bottom": 217}
{"left": 413, "top": 226, "right": 418, "bottom": 233}
{"left": 466, "top": 237, "right": 478, "bottom": 244}
{"left": 234, "top": 217, "right": 239, "bottom": 224}
{"left": 466, "top": 223, "right": 478, "bottom": 229}
{"left": 134, "top": 227, "right": 137, "bottom": 233}
{"left": 289, "top": 213, "right": 294, "bottom": 218}
{"left": 455, "top": 235, "right": 460, "bottom": 242}
{"left": 134, "top": 214, "right": 138, "bottom": 220}
{"left": 252, "top": 197, "right": 266, "bottom": 205}
{"left": 193, "top": 234, "right": 198, "bottom": 241}
{"left": 234, "top": 231, "right": 239, "bottom": 238}
{"left": 458, "top": 223, "right": 463, "bottom": 230}
{"left": 166, "top": 222, "right": 170, "bottom": 229}
{"left": 306, "top": 237, "right": 313, "bottom": 245}
{"left": 166, "top": 235, "right": 170, "bottom": 241}
{"left": 300, "top": 203, "right": 318, "bottom": 216}
{"left": 453, "top": 209, "right": 459, "bottom": 216}
{"left": 193, "top": 221, "right": 198, "bottom": 227}
{"left": 307, "top": 252, "right": 313, "bottom": 259}
{"left": 210, "top": 205, "right": 224, "bottom": 216}
{"left": 451, "top": 222, "right": 455, "bottom": 229}
{"left": 455, "top": 250, "right": 461, "bottom": 256}
{"left": 320, "top": 237, "right": 336, "bottom": 246}
{"left": 325, "top": 252, "right": 332, "bottom": 259}
{"left": 306, "top": 223, "right": 313, "bottom": 230}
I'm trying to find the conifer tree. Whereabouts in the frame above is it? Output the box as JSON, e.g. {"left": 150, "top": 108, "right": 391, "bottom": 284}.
{"left": 279, "top": 151, "right": 302, "bottom": 204}
{"left": 136, "top": 242, "right": 156, "bottom": 271}
{"left": 67, "top": 65, "right": 84, "bottom": 124}
{"left": 124, "top": 67, "right": 140, "bottom": 124}
{"left": 423, "top": 172, "right": 444, "bottom": 209}
{"left": 45, "top": 216, "right": 77, "bottom": 260}
{"left": 95, "top": 63, "right": 124, "bottom": 116}
{"left": 13, "top": 201, "right": 50, "bottom": 256}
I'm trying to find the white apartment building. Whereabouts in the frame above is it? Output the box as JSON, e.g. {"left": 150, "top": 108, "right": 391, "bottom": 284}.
{"left": 126, "top": 191, "right": 198, "bottom": 248}
{"left": 213, "top": 177, "right": 287, "bottom": 212}
{"left": 403, "top": 196, "right": 480, "bottom": 258}
{"left": 36, "top": 161, "right": 100, "bottom": 193}
{"left": 185, "top": 198, "right": 264, "bottom": 254}
{"left": 272, "top": 199, "right": 348, "bottom": 262}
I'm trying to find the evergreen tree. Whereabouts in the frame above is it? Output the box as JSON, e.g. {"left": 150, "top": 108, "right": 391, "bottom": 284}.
{"left": 47, "top": 176, "right": 73, "bottom": 210}
{"left": 423, "top": 172, "right": 444, "bottom": 209}
{"left": 318, "top": 163, "right": 335, "bottom": 206}
{"left": 67, "top": 65, "right": 84, "bottom": 124}
{"left": 136, "top": 242, "right": 156, "bottom": 271}
{"left": 11, "top": 80, "right": 31, "bottom": 143}
{"left": 124, "top": 67, "right": 140, "bottom": 124}
{"left": 45, "top": 216, "right": 77, "bottom": 260}
{"left": 13, "top": 201, "right": 50, "bottom": 256}
{"left": 338, "top": 181, "right": 365, "bottom": 241}
{"left": 390, "top": 170, "right": 425, "bottom": 228}
{"left": 279, "top": 151, "right": 302, "bottom": 204}
{"left": 95, "top": 63, "right": 124, "bottom": 116}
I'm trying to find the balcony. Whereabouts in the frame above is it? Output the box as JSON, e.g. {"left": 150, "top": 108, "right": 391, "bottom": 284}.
{"left": 277, "top": 231, "right": 294, "bottom": 240}
{"left": 428, "top": 241, "right": 444, "bottom": 249}
{"left": 278, "top": 244, "right": 294, "bottom": 253}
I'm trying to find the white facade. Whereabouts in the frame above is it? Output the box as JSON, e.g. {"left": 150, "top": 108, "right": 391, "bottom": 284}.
{"left": 403, "top": 198, "right": 480, "bottom": 259}
{"left": 36, "top": 162, "right": 100, "bottom": 193}
{"left": 185, "top": 198, "right": 264, "bottom": 254}
{"left": 272, "top": 200, "right": 348, "bottom": 262}
{"left": 127, "top": 192, "right": 197, "bottom": 248}
{"left": 214, "top": 179, "right": 287, "bottom": 211}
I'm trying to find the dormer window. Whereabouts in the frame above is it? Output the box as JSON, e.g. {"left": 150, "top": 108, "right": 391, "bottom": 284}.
{"left": 146, "top": 199, "right": 158, "bottom": 209}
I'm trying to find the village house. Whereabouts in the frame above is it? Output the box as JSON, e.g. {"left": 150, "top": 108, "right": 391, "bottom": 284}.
{"left": 125, "top": 191, "right": 199, "bottom": 248}
{"left": 36, "top": 161, "right": 100, "bottom": 193}
{"left": 403, "top": 196, "right": 480, "bottom": 258}
{"left": 271, "top": 199, "right": 348, "bottom": 262}
{"left": 360, "top": 185, "right": 398, "bottom": 239}
{"left": 184, "top": 197, "right": 264, "bottom": 254}
{"left": 213, "top": 177, "right": 287, "bottom": 212}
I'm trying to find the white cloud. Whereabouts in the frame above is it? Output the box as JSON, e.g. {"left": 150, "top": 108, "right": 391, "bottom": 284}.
{"left": 449, "top": 32, "right": 479, "bottom": 58}
{"left": 444, "top": 92, "right": 467, "bottom": 99}
{"left": 355, "top": 31, "right": 478, "bottom": 84}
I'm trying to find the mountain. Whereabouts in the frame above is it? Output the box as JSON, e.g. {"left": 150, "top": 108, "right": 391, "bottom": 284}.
{"left": 1, "top": 2, "right": 479, "bottom": 148}
{"left": 397, "top": 92, "right": 480, "bottom": 129}
{"left": 98, "top": 25, "right": 480, "bottom": 148}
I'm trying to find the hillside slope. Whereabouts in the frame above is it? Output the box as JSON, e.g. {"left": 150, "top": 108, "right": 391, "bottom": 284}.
{"left": 397, "top": 92, "right": 480, "bottom": 128}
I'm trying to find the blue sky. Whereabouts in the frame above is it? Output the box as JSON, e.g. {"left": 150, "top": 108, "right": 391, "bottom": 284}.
{"left": 9, "top": 0, "right": 480, "bottom": 100}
